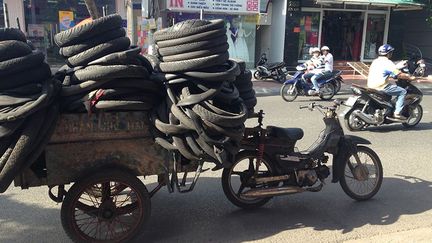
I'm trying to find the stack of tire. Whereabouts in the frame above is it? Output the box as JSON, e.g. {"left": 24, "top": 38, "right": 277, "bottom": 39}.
{"left": 231, "top": 59, "right": 257, "bottom": 115}
{"left": 54, "top": 14, "right": 162, "bottom": 113}
{"left": 151, "top": 19, "right": 254, "bottom": 168}
{"left": 0, "top": 28, "right": 60, "bottom": 193}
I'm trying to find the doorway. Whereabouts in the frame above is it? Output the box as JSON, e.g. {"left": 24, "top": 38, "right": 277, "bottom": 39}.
{"left": 321, "top": 11, "right": 364, "bottom": 61}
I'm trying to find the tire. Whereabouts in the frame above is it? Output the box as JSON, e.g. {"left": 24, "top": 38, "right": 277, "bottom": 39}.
{"left": 88, "top": 47, "right": 142, "bottom": 66}
{"left": 340, "top": 146, "right": 383, "bottom": 201}
{"left": 54, "top": 14, "right": 123, "bottom": 47}
{"left": 236, "top": 81, "right": 253, "bottom": 93}
{"left": 141, "top": 54, "right": 160, "bottom": 72}
{"left": 253, "top": 71, "right": 262, "bottom": 80}
{"left": 319, "top": 82, "right": 336, "bottom": 101}
{"left": 156, "top": 28, "right": 226, "bottom": 48}
{"left": 280, "top": 84, "right": 298, "bottom": 102}
{"left": 154, "top": 19, "right": 224, "bottom": 41}
{"left": 66, "top": 37, "right": 131, "bottom": 67}
{"left": 61, "top": 169, "right": 151, "bottom": 243}
{"left": 160, "top": 43, "right": 229, "bottom": 62}
{"left": 181, "top": 59, "right": 240, "bottom": 82}
{"left": 0, "top": 40, "right": 33, "bottom": 62}
{"left": 157, "top": 35, "right": 227, "bottom": 57}
{"left": 0, "top": 51, "right": 45, "bottom": 77}
{"left": 0, "top": 63, "right": 52, "bottom": 90}
{"left": 0, "top": 28, "right": 27, "bottom": 42}
{"left": 192, "top": 100, "right": 248, "bottom": 127}
{"left": 240, "top": 89, "right": 256, "bottom": 101}
{"left": 59, "top": 28, "right": 126, "bottom": 57}
{"left": 235, "top": 70, "right": 253, "bottom": 85}
{"left": 333, "top": 79, "right": 342, "bottom": 93}
{"left": 71, "top": 65, "right": 149, "bottom": 82}
{"left": 344, "top": 105, "right": 366, "bottom": 131}
{"left": 243, "top": 97, "right": 257, "bottom": 109}
{"left": 221, "top": 151, "right": 276, "bottom": 209}
{"left": 159, "top": 52, "right": 229, "bottom": 73}
{"left": 402, "top": 104, "right": 423, "bottom": 128}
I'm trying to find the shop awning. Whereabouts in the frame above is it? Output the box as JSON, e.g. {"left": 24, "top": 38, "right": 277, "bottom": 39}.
{"left": 316, "top": 0, "right": 426, "bottom": 10}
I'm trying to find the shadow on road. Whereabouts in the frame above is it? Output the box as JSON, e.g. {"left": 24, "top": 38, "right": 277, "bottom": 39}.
{"left": 1, "top": 175, "right": 432, "bottom": 242}
{"left": 362, "top": 122, "right": 432, "bottom": 133}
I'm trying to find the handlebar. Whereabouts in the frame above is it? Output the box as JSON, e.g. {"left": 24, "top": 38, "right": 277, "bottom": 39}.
{"left": 299, "top": 100, "right": 342, "bottom": 111}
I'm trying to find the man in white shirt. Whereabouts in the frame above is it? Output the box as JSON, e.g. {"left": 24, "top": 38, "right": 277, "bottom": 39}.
{"left": 309, "top": 46, "right": 333, "bottom": 95}
{"left": 367, "top": 44, "right": 414, "bottom": 119}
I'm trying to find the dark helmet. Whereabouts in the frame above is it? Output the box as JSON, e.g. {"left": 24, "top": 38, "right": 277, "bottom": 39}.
{"left": 378, "top": 44, "right": 395, "bottom": 56}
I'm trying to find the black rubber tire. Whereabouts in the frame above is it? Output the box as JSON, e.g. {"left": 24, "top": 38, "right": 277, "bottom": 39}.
{"left": 236, "top": 82, "right": 253, "bottom": 93}
{"left": 0, "top": 51, "right": 45, "bottom": 77}
{"left": 192, "top": 100, "right": 248, "bottom": 127}
{"left": 141, "top": 54, "right": 160, "bottom": 72}
{"left": 402, "top": 105, "right": 423, "bottom": 128}
{"left": 154, "top": 19, "right": 224, "bottom": 41}
{"left": 156, "top": 28, "right": 226, "bottom": 48}
{"left": 88, "top": 46, "right": 142, "bottom": 66}
{"left": 235, "top": 70, "right": 253, "bottom": 85}
{"left": 181, "top": 59, "right": 240, "bottom": 82}
{"left": 159, "top": 52, "right": 229, "bottom": 73}
{"left": 231, "top": 59, "right": 246, "bottom": 72}
{"left": 54, "top": 14, "right": 123, "bottom": 47}
{"left": 0, "top": 40, "right": 33, "bottom": 62}
{"left": 0, "top": 63, "right": 52, "bottom": 90}
{"left": 339, "top": 146, "right": 383, "bottom": 201}
{"left": 160, "top": 43, "right": 229, "bottom": 62}
{"left": 66, "top": 37, "right": 131, "bottom": 67}
{"left": 61, "top": 169, "right": 151, "bottom": 243}
{"left": 157, "top": 35, "right": 227, "bottom": 57}
{"left": 280, "top": 84, "right": 298, "bottom": 102}
{"left": 253, "top": 71, "right": 262, "bottom": 80}
{"left": 59, "top": 28, "right": 126, "bottom": 57}
{"left": 71, "top": 65, "right": 149, "bottom": 82}
{"left": 221, "top": 150, "right": 276, "bottom": 209}
{"left": 243, "top": 97, "right": 257, "bottom": 109}
{"left": 344, "top": 104, "right": 366, "bottom": 132}
{"left": 240, "top": 89, "right": 256, "bottom": 101}
{"left": 319, "top": 82, "right": 336, "bottom": 101}
{"left": 0, "top": 28, "right": 27, "bottom": 42}
{"left": 61, "top": 79, "right": 112, "bottom": 96}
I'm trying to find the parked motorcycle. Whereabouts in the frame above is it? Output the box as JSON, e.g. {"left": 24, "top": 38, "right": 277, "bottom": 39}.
{"left": 342, "top": 78, "right": 423, "bottom": 131}
{"left": 280, "top": 64, "right": 342, "bottom": 102}
{"left": 405, "top": 57, "right": 426, "bottom": 77}
{"left": 254, "top": 53, "right": 288, "bottom": 83}
{"left": 221, "top": 102, "right": 383, "bottom": 209}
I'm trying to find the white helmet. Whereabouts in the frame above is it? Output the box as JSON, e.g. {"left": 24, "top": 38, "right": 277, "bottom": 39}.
{"left": 309, "top": 47, "right": 320, "bottom": 54}
{"left": 321, "top": 46, "right": 330, "bottom": 51}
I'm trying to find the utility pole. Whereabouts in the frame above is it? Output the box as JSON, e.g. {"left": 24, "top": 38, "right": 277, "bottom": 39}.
{"left": 84, "top": 0, "right": 99, "bottom": 19}
{"left": 3, "top": 3, "right": 9, "bottom": 28}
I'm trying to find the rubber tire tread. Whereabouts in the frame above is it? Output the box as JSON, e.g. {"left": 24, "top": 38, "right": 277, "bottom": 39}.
{"left": 161, "top": 43, "right": 229, "bottom": 62}
{"left": 66, "top": 37, "right": 131, "bottom": 67}
{"left": 54, "top": 14, "right": 123, "bottom": 47}
{"left": 156, "top": 28, "right": 226, "bottom": 48}
{"left": 0, "top": 40, "right": 33, "bottom": 62}
{"left": 0, "top": 63, "right": 51, "bottom": 90}
{"left": 0, "top": 52, "right": 45, "bottom": 77}
{"left": 153, "top": 19, "right": 224, "bottom": 41}
{"left": 59, "top": 28, "right": 126, "bottom": 57}
{"left": 157, "top": 35, "right": 227, "bottom": 56}
{"left": 192, "top": 101, "right": 247, "bottom": 127}
{"left": 0, "top": 28, "right": 27, "bottom": 42}
{"left": 71, "top": 65, "right": 149, "bottom": 82}
{"left": 159, "top": 52, "right": 229, "bottom": 73}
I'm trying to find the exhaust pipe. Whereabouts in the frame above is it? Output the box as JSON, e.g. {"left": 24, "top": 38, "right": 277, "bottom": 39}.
{"left": 352, "top": 110, "right": 380, "bottom": 125}
{"left": 242, "top": 183, "right": 324, "bottom": 198}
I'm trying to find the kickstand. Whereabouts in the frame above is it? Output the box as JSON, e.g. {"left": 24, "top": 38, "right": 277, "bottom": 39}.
{"left": 170, "top": 152, "right": 204, "bottom": 193}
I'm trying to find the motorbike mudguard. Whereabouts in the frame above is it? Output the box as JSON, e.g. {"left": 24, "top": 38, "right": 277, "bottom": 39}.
{"left": 344, "top": 135, "right": 371, "bottom": 145}
{"left": 283, "top": 78, "right": 297, "bottom": 85}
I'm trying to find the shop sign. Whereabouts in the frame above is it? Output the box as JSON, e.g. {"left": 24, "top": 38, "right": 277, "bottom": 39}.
{"left": 167, "top": 0, "right": 260, "bottom": 14}
{"left": 59, "top": 11, "right": 75, "bottom": 31}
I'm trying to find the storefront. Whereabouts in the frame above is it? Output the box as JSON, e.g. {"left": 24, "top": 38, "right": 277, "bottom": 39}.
{"left": 0, "top": 0, "right": 4, "bottom": 28}
{"left": 162, "top": 0, "right": 261, "bottom": 68}
{"left": 265, "top": 0, "right": 425, "bottom": 66}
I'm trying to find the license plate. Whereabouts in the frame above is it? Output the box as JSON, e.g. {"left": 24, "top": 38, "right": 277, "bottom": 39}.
{"left": 345, "top": 96, "right": 358, "bottom": 106}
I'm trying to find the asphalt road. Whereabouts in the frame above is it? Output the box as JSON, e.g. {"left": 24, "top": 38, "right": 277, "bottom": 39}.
{"left": 2, "top": 85, "right": 432, "bottom": 243}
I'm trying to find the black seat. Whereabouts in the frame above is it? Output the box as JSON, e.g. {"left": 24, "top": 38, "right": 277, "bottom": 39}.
{"left": 266, "top": 62, "right": 285, "bottom": 69}
{"left": 267, "top": 126, "right": 304, "bottom": 141}
{"left": 354, "top": 85, "right": 392, "bottom": 101}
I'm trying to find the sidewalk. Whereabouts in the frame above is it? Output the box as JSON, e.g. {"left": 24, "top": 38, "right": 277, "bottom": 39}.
{"left": 344, "top": 227, "right": 432, "bottom": 243}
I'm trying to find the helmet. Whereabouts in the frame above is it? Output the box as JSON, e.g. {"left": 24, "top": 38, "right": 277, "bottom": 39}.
{"left": 321, "top": 46, "right": 330, "bottom": 51}
{"left": 378, "top": 44, "right": 395, "bottom": 56}
{"left": 309, "top": 47, "right": 320, "bottom": 54}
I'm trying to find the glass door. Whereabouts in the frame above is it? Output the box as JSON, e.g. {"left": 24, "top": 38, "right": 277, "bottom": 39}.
{"left": 298, "top": 11, "right": 321, "bottom": 61}
{"left": 362, "top": 13, "right": 387, "bottom": 60}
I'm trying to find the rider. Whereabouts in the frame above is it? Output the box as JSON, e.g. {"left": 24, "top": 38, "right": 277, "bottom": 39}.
{"left": 305, "top": 46, "right": 334, "bottom": 95}
{"left": 303, "top": 47, "right": 324, "bottom": 95}
{"left": 367, "top": 44, "right": 415, "bottom": 120}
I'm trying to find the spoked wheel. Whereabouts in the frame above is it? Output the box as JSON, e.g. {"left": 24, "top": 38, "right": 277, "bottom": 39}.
{"left": 333, "top": 79, "right": 342, "bottom": 93}
{"left": 253, "top": 71, "right": 262, "bottom": 80}
{"left": 344, "top": 106, "right": 366, "bottom": 131}
{"left": 402, "top": 105, "right": 423, "bottom": 128}
{"left": 319, "top": 82, "right": 336, "bottom": 100}
{"left": 280, "top": 84, "right": 298, "bottom": 102}
{"left": 222, "top": 151, "right": 277, "bottom": 209}
{"left": 61, "top": 169, "right": 151, "bottom": 243}
{"left": 340, "top": 146, "right": 383, "bottom": 201}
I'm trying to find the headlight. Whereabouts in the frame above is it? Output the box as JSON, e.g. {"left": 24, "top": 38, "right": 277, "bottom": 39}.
{"left": 351, "top": 87, "right": 362, "bottom": 95}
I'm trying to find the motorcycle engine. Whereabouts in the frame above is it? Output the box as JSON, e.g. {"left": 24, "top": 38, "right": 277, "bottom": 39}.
{"left": 297, "top": 170, "right": 318, "bottom": 187}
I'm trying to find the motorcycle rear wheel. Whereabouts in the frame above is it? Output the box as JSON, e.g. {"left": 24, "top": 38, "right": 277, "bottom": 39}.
{"left": 333, "top": 79, "right": 342, "bottom": 93}
{"left": 402, "top": 105, "right": 423, "bottom": 128}
{"left": 344, "top": 105, "right": 366, "bottom": 131}
{"left": 221, "top": 151, "right": 277, "bottom": 209}
{"left": 319, "top": 82, "right": 336, "bottom": 101}
{"left": 280, "top": 84, "right": 298, "bottom": 102}
{"left": 340, "top": 146, "right": 383, "bottom": 201}
{"left": 253, "top": 70, "right": 262, "bottom": 80}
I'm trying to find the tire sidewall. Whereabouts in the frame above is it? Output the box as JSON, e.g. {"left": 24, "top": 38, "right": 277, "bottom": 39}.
{"left": 280, "top": 84, "right": 298, "bottom": 102}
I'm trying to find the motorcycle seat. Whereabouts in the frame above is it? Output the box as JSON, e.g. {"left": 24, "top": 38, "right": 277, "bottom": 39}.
{"left": 352, "top": 84, "right": 392, "bottom": 101}
{"left": 266, "top": 62, "right": 285, "bottom": 69}
{"left": 266, "top": 126, "right": 304, "bottom": 141}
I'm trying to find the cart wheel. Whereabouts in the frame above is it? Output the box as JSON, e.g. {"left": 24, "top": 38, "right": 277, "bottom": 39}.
{"left": 61, "top": 169, "right": 151, "bottom": 243}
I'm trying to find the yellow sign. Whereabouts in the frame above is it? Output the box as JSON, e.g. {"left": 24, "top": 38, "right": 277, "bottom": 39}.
{"left": 59, "top": 11, "right": 75, "bottom": 31}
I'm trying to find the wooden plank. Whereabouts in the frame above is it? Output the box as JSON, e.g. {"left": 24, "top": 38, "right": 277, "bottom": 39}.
{"left": 347, "top": 62, "right": 369, "bottom": 79}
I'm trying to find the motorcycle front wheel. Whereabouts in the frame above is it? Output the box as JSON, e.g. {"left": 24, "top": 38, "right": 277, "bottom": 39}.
{"left": 280, "top": 84, "right": 298, "bottom": 102}
{"left": 253, "top": 71, "right": 263, "bottom": 80}
{"left": 340, "top": 146, "right": 383, "bottom": 201}
{"left": 319, "top": 82, "right": 336, "bottom": 100}
{"left": 221, "top": 151, "right": 277, "bottom": 209}
{"left": 402, "top": 105, "right": 423, "bottom": 128}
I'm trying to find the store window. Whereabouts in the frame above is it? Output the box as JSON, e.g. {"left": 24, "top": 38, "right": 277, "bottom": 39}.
{"left": 298, "top": 12, "right": 320, "bottom": 60}
{"left": 23, "top": 0, "right": 116, "bottom": 65}
{"left": 363, "top": 14, "right": 386, "bottom": 60}
{"left": 167, "top": 12, "right": 257, "bottom": 69}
